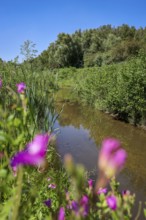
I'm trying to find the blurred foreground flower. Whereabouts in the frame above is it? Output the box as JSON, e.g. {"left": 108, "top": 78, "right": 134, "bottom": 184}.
{"left": 88, "top": 179, "right": 93, "bottom": 189}
{"left": 95, "top": 138, "right": 127, "bottom": 191}
{"left": 44, "top": 199, "right": 51, "bottom": 208}
{"left": 70, "top": 195, "right": 89, "bottom": 217}
{"left": 10, "top": 134, "right": 50, "bottom": 172}
{"left": 48, "top": 183, "right": 56, "bottom": 189}
{"left": 122, "top": 190, "right": 131, "bottom": 197}
{"left": 71, "top": 200, "right": 79, "bottom": 215}
{"left": 16, "top": 82, "right": 26, "bottom": 93}
{"left": 0, "top": 79, "right": 2, "bottom": 88}
{"left": 106, "top": 195, "right": 117, "bottom": 210}
{"left": 80, "top": 195, "right": 89, "bottom": 216}
{"left": 97, "top": 187, "right": 107, "bottom": 195}
{"left": 98, "top": 138, "right": 127, "bottom": 178}
{"left": 58, "top": 207, "right": 65, "bottom": 220}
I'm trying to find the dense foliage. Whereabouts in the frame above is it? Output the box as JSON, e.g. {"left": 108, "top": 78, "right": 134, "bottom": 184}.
{"left": 55, "top": 51, "right": 146, "bottom": 127}
{"left": 0, "top": 64, "right": 69, "bottom": 219}
{"left": 28, "top": 24, "right": 146, "bottom": 69}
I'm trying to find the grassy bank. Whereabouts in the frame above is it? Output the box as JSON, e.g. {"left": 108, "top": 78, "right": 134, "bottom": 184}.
{"left": 55, "top": 52, "right": 146, "bottom": 127}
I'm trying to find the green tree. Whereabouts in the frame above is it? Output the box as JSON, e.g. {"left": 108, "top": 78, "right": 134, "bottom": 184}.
{"left": 20, "top": 40, "right": 38, "bottom": 61}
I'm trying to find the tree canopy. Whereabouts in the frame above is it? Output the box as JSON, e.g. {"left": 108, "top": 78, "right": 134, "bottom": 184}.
{"left": 1, "top": 24, "right": 146, "bottom": 69}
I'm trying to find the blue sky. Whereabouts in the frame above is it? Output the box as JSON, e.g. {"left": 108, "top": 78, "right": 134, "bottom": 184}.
{"left": 0, "top": 0, "right": 146, "bottom": 61}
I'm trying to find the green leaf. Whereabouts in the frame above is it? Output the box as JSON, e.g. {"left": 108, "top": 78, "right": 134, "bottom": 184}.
{"left": 0, "top": 169, "right": 7, "bottom": 178}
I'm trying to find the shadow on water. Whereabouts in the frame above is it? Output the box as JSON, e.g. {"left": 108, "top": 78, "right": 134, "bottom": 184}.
{"left": 54, "top": 91, "right": 146, "bottom": 218}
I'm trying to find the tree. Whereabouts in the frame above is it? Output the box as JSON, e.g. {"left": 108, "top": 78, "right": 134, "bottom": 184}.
{"left": 20, "top": 40, "right": 38, "bottom": 61}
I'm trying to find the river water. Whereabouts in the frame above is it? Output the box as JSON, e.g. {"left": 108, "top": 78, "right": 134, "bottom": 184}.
{"left": 54, "top": 96, "right": 146, "bottom": 212}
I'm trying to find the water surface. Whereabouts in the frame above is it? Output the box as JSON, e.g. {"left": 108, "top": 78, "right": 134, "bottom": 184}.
{"left": 54, "top": 99, "right": 146, "bottom": 207}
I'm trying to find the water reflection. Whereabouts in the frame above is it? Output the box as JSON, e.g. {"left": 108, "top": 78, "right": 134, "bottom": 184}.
{"left": 54, "top": 101, "right": 146, "bottom": 203}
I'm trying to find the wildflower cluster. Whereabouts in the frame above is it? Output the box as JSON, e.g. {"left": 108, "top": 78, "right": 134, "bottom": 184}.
{"left": 0, "top": 79, "right": 143, "bottom": 219}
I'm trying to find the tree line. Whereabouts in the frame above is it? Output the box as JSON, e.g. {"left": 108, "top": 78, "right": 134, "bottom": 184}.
{"left": 31, "top": 24, "right": 146, "bottom": 70}
{"left": 1, "top": 24, "right": 146, "bottom": 70}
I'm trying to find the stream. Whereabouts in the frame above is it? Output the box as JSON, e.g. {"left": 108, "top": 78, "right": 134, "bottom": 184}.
{"left": 53, "top": 91, "right": 146, "bottom": 215}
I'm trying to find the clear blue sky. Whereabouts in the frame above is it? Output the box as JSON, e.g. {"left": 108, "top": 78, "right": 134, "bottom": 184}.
{"left": 0, "top": 0, "right": 146, "bottom": 61}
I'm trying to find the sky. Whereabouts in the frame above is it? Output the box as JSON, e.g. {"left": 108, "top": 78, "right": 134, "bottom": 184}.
{"left": 0, "top": 0, "right": 146, "bottom": 62}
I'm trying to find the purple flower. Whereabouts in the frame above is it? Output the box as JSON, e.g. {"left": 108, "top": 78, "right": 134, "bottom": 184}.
{"left": 16, "top": 82, "right": 26, "bottom": 93}
{"left": 122, "top": 190, "right": 131, "bottom": 201}
{"left": 0, "top": 79, "right": 2, "bottom": 88}
{"left": 88, "top": 179, "right": 93, "bottom": 188}
{"left": 48, "top": 183, "right": 56, "bottom": 189}
{"left": 106, "top": 195, "right": 117, "bottom": 210}
{"left": 97, "top": 187, "right": 107, "bottom": 195}
{"left": 58, "top": 207, "right": 65, "bottom": 220}
{"left": 47, "top": 177, "right": 51, "bottom": 181}
{"left": 10, "top": 134, "right": 50, "bottom": 170}
{"left": 71, "top": 196, "right": 89, "bottom": 217}
{"left": 98, "top": 138, "right": 127, "bottom": 178}
{"left": 112, "top": 149, "right": 127, "bottom": 169}
{"left": 80, "top": 195, "right": 89, "bottom": 216}
{"left": 122, "top": 190, "right": 130, "bottom": 196}
{"left": 71, "top": 201, "right": 79, "bottom": 214}
{"left": 80, "top": 195, "right": 88, "bottom": 206}
{"left": 44, "top": 199, "right": 51, "bottom": 207}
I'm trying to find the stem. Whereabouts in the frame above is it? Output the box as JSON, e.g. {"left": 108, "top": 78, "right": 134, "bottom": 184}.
{"left": 135, "top": 201, "right": 142, "bottom": 220}
{"left": 12, "top": 167, "right": 23, "bottom": 220}
{"left": 94, "top": 171, "right": 109, "bottom": 193}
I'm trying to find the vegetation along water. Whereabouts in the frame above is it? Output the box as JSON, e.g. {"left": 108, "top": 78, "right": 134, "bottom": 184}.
{"left": 1, "top": 24, "right": 146, "bottom": 219}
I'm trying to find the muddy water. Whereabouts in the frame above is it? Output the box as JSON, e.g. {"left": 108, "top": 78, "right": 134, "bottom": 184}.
{"left": 54, "top": 98, "right": 146, "bottom": 206}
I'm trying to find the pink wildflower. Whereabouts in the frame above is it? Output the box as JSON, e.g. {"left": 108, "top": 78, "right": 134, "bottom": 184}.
{"left": 48, "top": 183, "right": 56, "bottom": 189}
{"left": 106, "top": 195, "right": 117, "bottom": 210}
{"left": 88, "top": 179, "right": 93, "bottom": 188}
{"left": 0, "top": 79, "right": 2, "bottom": 88}
{"left": 98, "top": 138, "right": 127, "bottom": 178}
{"left": 58, "top": 207, "right": 65, "bottom": 220}
{"left": 97, "top": 187, "right": 107, "bottom": 195}
{"left": 16, "top": 82, "right": 26, "bottom": 93}
{"left": 10, "top": 134, "right": 50, "bottom": 171}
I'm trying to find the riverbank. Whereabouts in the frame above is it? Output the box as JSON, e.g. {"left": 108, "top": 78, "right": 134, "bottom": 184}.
{"left": 55, "top": 53, "right": 146, "bottom": 128}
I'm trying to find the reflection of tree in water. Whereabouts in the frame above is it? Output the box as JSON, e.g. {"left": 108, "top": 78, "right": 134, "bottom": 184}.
{"left": 55, "top": 102, "right": 146, "bottom": 198}
{"left": 56, "top": 102, "right": 82, "bottom": 129}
